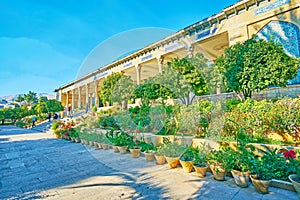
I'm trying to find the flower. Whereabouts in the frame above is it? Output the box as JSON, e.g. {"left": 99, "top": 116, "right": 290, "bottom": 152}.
{"left": 282, "top": 150, "right": 296, "bottom": 159}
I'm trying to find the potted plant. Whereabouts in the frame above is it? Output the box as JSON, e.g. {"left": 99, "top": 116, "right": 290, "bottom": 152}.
{"left": 193, "top": 143, "right": 209, "bottom": 178}
{"left": 249, "top": 160, "right": 271, "bottom": 194}
{"left": 154, "top": 144, "right": 166, "bottom": 165}
{"left": 250, "top": 147, "right": 288, "bottom": 194}
{"left": 163, "top": 140, "right": 186, "bottom": 169}
{"left": 101, "top": 135, "right": 110, "bottom": 150}
{"left": 106, "top": 130, "right": 133, "bottom": 154}
{"left": 227, "top": 140, "right": 256, "bottom": 188}
{"left": 180, "top": 146, "right": 196, "bottom": 173}
{"left": 139, "top": 142, "right": 156, "bottom": 162}
{"left": 283, "top": 149, "right": 300, "bottom": 197}
{"left": 144, "top": 149, "right": 155, "bottom": 162}
{"left": 129, "top": 146, "right": 141, "bottom": 158}
{"left": 206, "top": 148, "right": 230, "bottom": 181}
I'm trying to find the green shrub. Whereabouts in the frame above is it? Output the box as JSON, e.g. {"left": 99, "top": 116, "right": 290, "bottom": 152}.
{"left": 15, "top": 120, "right": 26, "bottom": 128}
{"left": 100, "top": 116, "right": 119, "bottom": 129}
{"left": 51, "top": 120, "right": 62, "bottom": 130}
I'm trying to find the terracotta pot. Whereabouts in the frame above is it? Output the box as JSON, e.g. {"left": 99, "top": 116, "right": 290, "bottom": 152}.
{"left": 165, "top": 156, "right": 180, "bottom": 169}
{"left": 101, "top": 143, "right": 109, "bottom": 150}
{"left": 89, "top": 141, "right": 94, "bottom": 146}
{"left": 210, "top": 164, "right": 227, "bottom": 181}
{"left": 144, "top": 152, "right": 155, "bottom": 162}
{"left": 250, "top": 175, "right": 270, "bottom": 194}
{"left": 231, "top": 170, "right": 250, "bottom": 188}
{"left": 289, "top": 174, "right": 300, "bottom": 198}
{"left": 179, "top": 159, "right": 194, "bottom": 173}
{"left": 117, "top": 146, "right": 128, "bottom": 154}
{"left": 130, "top": 148, "right": 141, "bottom": 158}
{"left": 75, "top": 138, "right": 81, "bottom": 143}
{"left": 96, "top": 142, "right": 102, "bottom": 149}
{"left": 155, "top": 155, "right": 166, "bottom": 165}
{"left": 112, "top": 146, "right": 119, "bottom": 153}
{"left": 94, "top": 142, "right": 101, "bottom": 149}
{"left": 83, "top": 140, "right": 88, "bottom": 145}
{"left": 193, "top": 164, "right": 208, "bottom": 178}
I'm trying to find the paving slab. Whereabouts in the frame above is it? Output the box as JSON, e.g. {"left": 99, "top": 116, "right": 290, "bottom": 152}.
{"left": 0, "top": 125, "right": 298, "bottom": 200}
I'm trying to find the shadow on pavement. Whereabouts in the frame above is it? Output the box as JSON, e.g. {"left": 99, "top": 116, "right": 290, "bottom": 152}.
{"left": 0, "top": 136, "right": 167, "bottom": 199}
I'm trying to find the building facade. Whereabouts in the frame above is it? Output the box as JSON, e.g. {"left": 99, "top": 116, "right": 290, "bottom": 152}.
{"left": 55, "top": 0, "right": 300, "bottom": 109}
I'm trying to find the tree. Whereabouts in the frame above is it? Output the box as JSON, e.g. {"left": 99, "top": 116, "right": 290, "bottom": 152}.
{"left": 35, "top": 96, "right": 49, "bottom": 115}
{"left": 133, "top": 79, "right": 175, "bottom": 106}
{"left": 156, "top": 55, "right": 208, "bottom": 105}
{"left": 0, "top": 109, "right": 4, "bottom": 125}
{"left": 189, "top": 53, "right": 224, "bottom": 94}
{"left": 111, "top": 75, "right": 135, "bottom": 110}
{"left": 15, "top": 95, "right": 24, "bottom": 107}
{"left": 168, "top": 56, "right": 208, "bottom": 96}
{"left": 35, "top": 102, "right": 48, "bottom": 115}
{"left": 216, "top": 36, "right": 299, "bottom": 99}
{"left": 99, "top": 73, "right": 123, "bottom": 105}
{"left": 24, "top": 91, "right": 38, "bottom": 106}
{"left": 46, "top": 99, "right": 64, "bottom": 113}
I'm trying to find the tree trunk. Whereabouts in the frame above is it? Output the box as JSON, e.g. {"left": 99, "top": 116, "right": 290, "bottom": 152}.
{"left": 121, "top": 100, "right": 128, "bottom": 110}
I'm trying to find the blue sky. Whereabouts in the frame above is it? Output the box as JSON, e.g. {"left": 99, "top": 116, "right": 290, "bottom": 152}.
{"left": 0, "top": 0, "right": 237, "bottom": 96}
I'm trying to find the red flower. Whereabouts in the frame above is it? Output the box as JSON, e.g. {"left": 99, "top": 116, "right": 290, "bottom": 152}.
{"left": 64, "top": 132, "right": 69, "bottom": 136}
{"left": 282, "top": 150, "right": 296, "bottom": 159}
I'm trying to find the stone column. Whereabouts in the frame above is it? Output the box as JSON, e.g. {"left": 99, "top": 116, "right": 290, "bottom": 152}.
{"left": 94, "top": 80, "right": 99, "bottom": 108}
{"left": 66, "top": 92, "right": 69, "bottom": 108}
{"left": 216, "top": 87, "right": 221, "bottom": 95}
{"left": 78, "top": 87, "right": 81, "bottom": 109}
{"left": 71, "top": 89, "right": 75, "bottom": 110}
{"left": 157, "top": 56, "right": 164, "bottom": 74}
{"left": 57, "top": 90, "right": 62, "bottom": 102}
{"left": 85, "top": 84, "right": 89, "bottom": 110}
{"left": 136, "top": 64, "right": 141, "bottom": 85}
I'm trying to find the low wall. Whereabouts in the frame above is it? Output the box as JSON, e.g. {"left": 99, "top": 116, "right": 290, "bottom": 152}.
{"left": 93, "top": 128, "right": 300, "bottom": 154}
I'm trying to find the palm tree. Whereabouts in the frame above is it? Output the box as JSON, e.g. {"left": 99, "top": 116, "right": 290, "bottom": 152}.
{"left": 15, "top": 95, "right": 24, "bottom": 107}
{"left": 24, "top": 91, "right": 38, "bottom": 107}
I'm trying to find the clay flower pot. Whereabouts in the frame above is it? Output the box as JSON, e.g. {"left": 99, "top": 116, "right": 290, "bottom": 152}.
{"left": 193, "top": 164, "right": 208, "bottom": 178}
{"left": 129, "top": 148, "right": 141, "bottom": 158}
{"left": 250, "top": 175, "right": 270, "bottom": 194}
{"left": 165, "top": 156, "right": 180, "bottom": 169}
{"left": 144, "top": 151, "right": 155, "bottom": 162}
{"left": 75, "top": 138, "right": 81, "bottom": 143}
{"left": 101, "top": 143, "right": 109, "bottom": 150}
{"left": 117, "top": 146, "right": 128, "bottom": 154}
{"left": 112, "top": 146, "right": 119, "bottom": 153}
{"left": 231, "top": 170, "right": 250, "bottom": 188}
{"left": 179, "top": 159, "right": 194, "bottom": 173}
{"left": 289, "top": 174, "right": 300, "bottom": 198}
{"left": 89, "top": 141, "right": 94, "bottom": 146}
{"left": 155, "top": 155, "right": 166, "bottom": 165}
{"left": 94, "top": 142, "right": 102, "bottom": 149}
{"left": 210, "top": 164, "right": 227, "bottom": 181}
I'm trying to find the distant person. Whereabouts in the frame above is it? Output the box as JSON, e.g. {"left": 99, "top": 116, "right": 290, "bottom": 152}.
{"left": 47, "top": 113, "right": 51, "bottom": 122}
{"left": 53, "top": 113, "right": 58, "bottom": 120}
{"left": 32, "top": 116, "right": 37, "bottom": 127}
{"left": 85, "top": 103, "right": 88, "bottom": 113}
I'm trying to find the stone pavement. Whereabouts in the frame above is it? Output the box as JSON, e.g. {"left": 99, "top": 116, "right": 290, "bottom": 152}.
{"left": 0, "top": 125, "right": 298, "bottom": 200}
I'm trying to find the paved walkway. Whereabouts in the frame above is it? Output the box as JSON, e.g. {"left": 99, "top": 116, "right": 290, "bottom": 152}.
{"left": 0, "top": 125, "right": 298, "bottom": 200}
